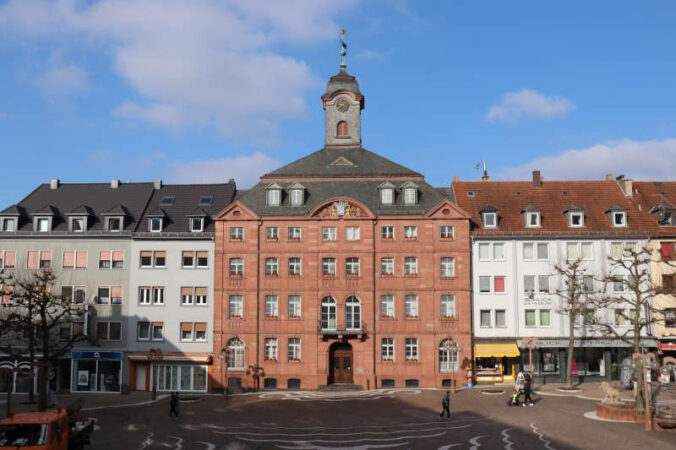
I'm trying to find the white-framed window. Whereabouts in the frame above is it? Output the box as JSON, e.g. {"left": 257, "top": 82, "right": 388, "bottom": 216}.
{"left": 138, "top": 287, "right": 150, "bottom": 305}
{"left": 439, "top": 339, "right": 459, "bottom": 372}
{"left": 264, "top": 338, "right": 279, "bottom": 361}
{"left": 320, "top": 296, "right": 337, "bottom": 330}
{"left": 290, "top": 189, "right": 304, "bottom": 206}
{"left": 96, "top": 321, "right": 122, "bottom": 341}
{"left": 381, "top": 226, "right": 394, "bottom": 240}
{"left": 265, "top": 295, "right": 279, "bottom": 318}
{"left": 1, "top": 218, "right": 16, "bottom": 232}
{"left": 137, "top": 322, "right": 150, "bottom": 340}
{"left": 229, "top": 295, "right": 243, "bottom": 318}
{"left": 288, "top": 337, "right": 301, "bottom": 361}
{"left": 405, "top": 338, "right": 418, "bottom": 361}
{"left": 345, "top": 296, "right": 361, "bottom": 330}
{"left": 523, "top": 242, "right": 549, "bottom": 261}
{"left": 140, "top": 250, "right": 165, "bottom": 268}
{"left": 381, "top": 295, "right": 394, "bottom": 318}
{"left": 180, "top": 287, "right": 208, "bottom": 306}
{"left": 404, "top": 226, "right": 417, "bottom": 240}
{"left": 70, "top": 217, "right": 86, "bottom": 232}
{"left": 569, "top": 212, "right": 584, "bottom": 227}
{"left": 381, "top": 338, "right": 394, "bottom": 361}
{"left": 152, "top": 322, "right": 164, "bottom": 341}
{"left": 404, "top": 294, "right": 418, "bottom": 318}
{"left": 227, "top": 338, "right": 245, "bottom": 369}
{"left": 479, "top": 276, "right": 491, "bottom": 293}
{"left": 567, "top": 242, "right": 593, "bottom": 260}
{"left": 229, "top": 257, "right": 244, "bottom": 276}
{"left": 346, "top": 257, "right": 360, "bottom": 276}
{"left": 525, "top": 211, "right": 541, "bottom": 227}
{"left": 479, "top": 243, "right": 491, "bottom": 261}
{"left": 288, "top": 226, "right": 302, "bottom": 241}
{"left": 540, "top": 309, "right": 551, "bottom": 327}
{"left": 322, "top": 226, "right": 336, "bottom": 241}
{"left": 190, "top": 217, "right": 204, "bottom": 232}
{"left": 525, "top": 309, "right": 537, "bottom": 327}
{"left": 611, "top": 241, "right": 638, "bottom": 259}
{"left": 98, "top": 250, "right": 124, "bottom": 269}
{"left": 381, "top": 188, "right": 394, "bottom": 205}
{"left": 265, "top": 257, "right": 279, "bottom": 276}
{"left": 288, "top": 295, "right": 301, "bottom": 319}
{"left": 36, "top": 217, "right": 50, "bottom": 232}
{"left": 440, "top": 294, "right": 455, "bottom": 319}
{"left": 180, "top": 322, "right": 193, "bottom": 341}
{"left": 381, "top": 257, "right": 394, "bottom": 276}
{"left": 346, "top": 226, "right": 360, "bottom": 241}
{"left": 493, "top": 243, "right": 505, "bottom": 260}
{"left": 538, "top": 275, "right": 550, "bottom": 293}
{"left": 482, "top": 212, "right": 497, "bottom": 228}
{"left": 106, "top": 216, "right": 122, "bottom": 232}
{"left": 613, "top": 275, "right": 626, "bottom": 293}
{"left": 181, "top": 250, "right": 208, "bottom": 268}
{"left": 612, "top": 211, "right": 627, "bottom": 227}
{"left": 230, "top": 227, "right": 244, "bottom": 241}
{"left": 152, "top": 287, "right": 165, "bottom": 305}
{"left": 267, "top": 189, "right": 281, "bottom": 206}
{"left": 266, "top": 226, "right": 279, "bottom": 240}
{"left": 97, "top": 286, "right": 123, "bottom": 305}
{"left": 479, "top": 276, "right": 505, "bottom": 293}
{"left": 149, "top": 217, "right": 163, "bottom": 232}
{"left": 440, "top": 225, "right": 454, "bottom": 240}
{"left": 583, "top": 275, "right": 594, "bottom": 293}
{"left": 440, "top": 257, "right": 455, "bottom": 277}
{"left": 614, "top": 309, "right": 628, "bottom": 327}
{"left": 322, "top": 257, "right": 336, "bottom": 276}
{"left": 403, "top": 188, "right": 417, "bottom": 205}
{"left": 0, "top": 250, "right": 15, "bottom": 269}
{"left": 480, "top": 310, "right": 491, "bottom": 327}
{"left": 479, "top": 243, "right": 504, "bottom": 261}
{"left": 495, "top": 309, "right": 506, "bottom": 327}
{"left": 288, "top": 257, "right": 302, "bottom": 276}
{"left": 404, "top": 257, "right": 418, "bottom": 276}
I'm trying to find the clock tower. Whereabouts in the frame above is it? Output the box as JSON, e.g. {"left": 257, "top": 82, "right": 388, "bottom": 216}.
{"left": 321, "top": 35, "right": 364, "bottom": 148}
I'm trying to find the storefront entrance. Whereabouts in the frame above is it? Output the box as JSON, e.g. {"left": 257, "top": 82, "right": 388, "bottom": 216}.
{"left": 474, "top": 343, "right": 520, "bottom": 383}
{"left": 329, "top": 342, "right": 353, "bottom": 384}
{"left": 71, "top": 351, "right": 122, "bottom": 393}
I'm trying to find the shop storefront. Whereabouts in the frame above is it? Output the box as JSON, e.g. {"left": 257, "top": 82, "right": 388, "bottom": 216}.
{"left": 474, "top": 343, "right": 520, "bottom": 383}
{"left": 127, "top": 353, "right": 212, "bottom": 393}
{"left": 71, "top": 351, "right": 123, "bottom": 393}
{"left": 0, "top": 360, "right": 37, "bottom": 394}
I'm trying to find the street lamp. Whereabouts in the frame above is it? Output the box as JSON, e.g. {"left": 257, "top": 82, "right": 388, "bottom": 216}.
{"left": 443, "top": 340, "right": 461, "bottom": 394}
{"left": 246, "top": 365, "right": 265, "bottom": 392}
{"left": 148, "top": 348, "right": 163, "bottom": 400}
{"left": 218, "top": 347, "right": 232, "bottom": 400}
{"left": 523, "top": 337, "right": 539, "bottom": 376}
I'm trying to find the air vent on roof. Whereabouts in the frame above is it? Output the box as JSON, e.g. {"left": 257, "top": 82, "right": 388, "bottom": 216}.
{"left": 467, "top": 191, "right": 475, "bottom": 197}
{"left": 161, "top": 197, "right": 174, "bottom": 206}
{"left": 562, "top": 191, "right": 568, "bottom": 196}
{"left": 515, "top": 191, "right": 521, "bottom": 196}
{"left": 199, "top": 196, "right": 213, "bottom": 206}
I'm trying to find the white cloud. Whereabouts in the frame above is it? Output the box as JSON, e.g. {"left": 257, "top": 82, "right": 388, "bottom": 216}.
{"left": 36, "top": 64, "right": 91, "bottom": 98}
{"left": 169, "top": 152, "right": 282, "bottom": 188}
{"left": 486, "top": 88, "right": 575, "bottom": 123}
{"left": 0, "top": 0, "right": 358, "bottom": 141}
{"left": 497, "top": 138, "right": 676, "bottom": 181}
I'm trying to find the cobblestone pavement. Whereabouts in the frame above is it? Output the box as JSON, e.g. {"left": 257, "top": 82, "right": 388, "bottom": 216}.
{"left": 61, "top": 387, "right": 676, "bottom": 450}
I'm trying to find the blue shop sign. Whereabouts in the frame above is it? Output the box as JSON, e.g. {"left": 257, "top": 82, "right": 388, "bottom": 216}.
{"left": 71, "top": 351, "right": 123, "bottom": 360}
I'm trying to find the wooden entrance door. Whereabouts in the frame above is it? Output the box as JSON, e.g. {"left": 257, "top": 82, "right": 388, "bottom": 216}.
{"left": 330, "top": 344, "right": 353, "bottom": 384}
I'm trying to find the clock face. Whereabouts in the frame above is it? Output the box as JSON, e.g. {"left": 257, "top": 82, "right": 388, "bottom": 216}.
{"left": 335, "top": 97, "right": 350, "bottom": 113}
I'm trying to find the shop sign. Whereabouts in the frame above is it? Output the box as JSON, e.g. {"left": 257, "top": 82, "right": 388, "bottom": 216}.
{"left": 523, "top": 297, "right": 552, "bottom": 306}
{"left": 517, "top": 338, "right": 657, "bottom": 348}
{"left": 71, "top": 351, "right": 123, "bottom": 360}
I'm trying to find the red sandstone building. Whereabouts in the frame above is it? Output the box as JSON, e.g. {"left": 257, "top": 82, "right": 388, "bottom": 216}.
{"left": 212, "top": 60, "right": 471, "bottom": 391}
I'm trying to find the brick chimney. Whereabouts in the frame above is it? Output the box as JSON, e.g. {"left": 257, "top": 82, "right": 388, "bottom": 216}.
{"left": 532, "top": 170, "right": 542, "bottom": 187}
{"left": 605, "top": 174, "right": 613, "bottom": 181}
{"left": 616, "top": 175, "right": 633, "bottom": 198}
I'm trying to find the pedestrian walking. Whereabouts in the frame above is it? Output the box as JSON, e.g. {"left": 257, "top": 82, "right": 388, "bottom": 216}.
{"left": 523, "top": 378, "right": 534, "bottom": 406}
{"left": 49, "top": 388, "right": 58, "bottom": 408}
{"left": 439, "top": 391, "right": 450, "bottom": 418}
{"left": 169, "top": 392, "right": 180, "bottom": 417}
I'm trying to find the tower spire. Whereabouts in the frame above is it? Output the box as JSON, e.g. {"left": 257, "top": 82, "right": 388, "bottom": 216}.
{"left": 339, "top": 29, "right": 347, "bottom": 69}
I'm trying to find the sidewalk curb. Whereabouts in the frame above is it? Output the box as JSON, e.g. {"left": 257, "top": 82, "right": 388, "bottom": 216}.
{"left": 536, "top": 390, "right": 633, "bottom": 403}
{"left": 81, "top": 394, "right": 170, "bottom": 411}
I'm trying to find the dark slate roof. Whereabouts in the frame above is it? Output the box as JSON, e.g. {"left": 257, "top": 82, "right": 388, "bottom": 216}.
{"left": 238, "top": 179, "right": 446, "bottom": 217}
{"left": 102, "top": 204, "right": 131, "bottom": 216}
{"left": 262, "top": 147, "right": 423, "bottom": 179}
{"left": 135, "top": 182, "right": 235, "bottom": 233}
{"left": 0, "top": 205, "right": 25, "bottom": 216}
{"left": 322, "top": 68, "right": 363, "bottom": 99}
{"left": 7, "top": 183, "right": 156, "bottom": 232}
{"left": 66, "top": 204, "right": 94, "bottom": 216}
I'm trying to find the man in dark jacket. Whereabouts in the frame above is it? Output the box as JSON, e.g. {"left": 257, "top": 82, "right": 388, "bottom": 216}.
{"left": 169, "top": 392, "right": 180, "bottom": 417}
{"left": 523, "top": 379, "right": 534, "bottom": 406}
{"left": 439, "top": 391, "right": 451, "bottom": 418}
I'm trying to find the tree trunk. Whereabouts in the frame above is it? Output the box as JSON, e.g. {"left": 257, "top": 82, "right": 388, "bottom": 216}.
{"left": 567, "top": 314, "right": 575, "bottom": 388}
{"left": 37, "top": 362, "right": 49, "bottom": 411}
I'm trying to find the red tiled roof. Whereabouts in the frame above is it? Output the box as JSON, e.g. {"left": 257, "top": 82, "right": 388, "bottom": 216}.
{"left": 633, "top": 181, "right": 676, "bottom": 236}
{"left": 453, "top": 180, "right": 662, "bottom": 236}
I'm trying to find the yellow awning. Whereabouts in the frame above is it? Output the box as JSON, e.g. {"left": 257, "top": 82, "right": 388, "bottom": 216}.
{"left": 474, "top": 343, "right": 520, "bottom": 358}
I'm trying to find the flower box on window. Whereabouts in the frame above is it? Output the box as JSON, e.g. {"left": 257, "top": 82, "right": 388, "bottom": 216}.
{"left": 382, "top": 359, "right": 394, "bottom": 363}
{"left": 442, "top": 316, "right": 455, "bottom": 321}
{"left": 347, "top": 273, "right": 359, "bottom": 278}
{"left": 231, "top": 237, "right": 242, "bottom": 242}
{"left": 288, "top": 359, "right": 301, "bottom": 363}
{"left": 264, "top": 358, "right": 277, "bottom": 363}
{"left": 405, "top": 359, "right": 418, "bottom": 364}
{"left": 231, "top": 273, "right": 242, "bottom": 278}
{"left": 230, "top": 315, "right": 242, "bottom": 320}
{"left": 405, "top": 316, "right": 418, "bottom": 320}
{"left": 289, "top": 273, "right": 301, "bottom": 278}
{"left": 404, "top": 237, "right": 417, "bottom": 241}
{"left": 267, "top": 237, "right": 278, "bottom": 242}
{"left": 382, "top": 316, "right": 394, "bottom": 320}
{"left": 323, "top": 273, "right": 335, "bottom": 278}
{"left": 267, "top": 273, "right": 278, "bottom": 278}
{"left": 289, "top": 316, "right": 301, "bottom": 321}
{"left": 382, "top": 273, "right": 394, "bottom": 278}
{"left": 289, "top": 237, "right": 301, "bottom": 242}
{"left": 266, "top": 315, "right": 278, "bottom": 320}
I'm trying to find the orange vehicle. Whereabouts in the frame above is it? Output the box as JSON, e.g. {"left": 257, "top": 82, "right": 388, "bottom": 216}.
{"left": 0, "top": 409, "right": 93, "bottom": 450}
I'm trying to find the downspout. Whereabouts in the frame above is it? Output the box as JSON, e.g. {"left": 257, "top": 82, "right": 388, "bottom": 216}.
{"left": 372, "top": 218, "right": 378, "bottom": 390}
{"left": 256, "top": 220, "right": 262, "bottom": 387}
{"left": 469, "top": 234, "right": 475, "bottom": 385}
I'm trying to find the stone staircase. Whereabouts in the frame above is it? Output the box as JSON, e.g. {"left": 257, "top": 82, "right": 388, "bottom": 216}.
{"left": 318, "top": 383, "right": 363, "bottom": 391}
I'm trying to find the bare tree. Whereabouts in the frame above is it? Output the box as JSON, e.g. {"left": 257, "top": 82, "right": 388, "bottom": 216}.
{"left": 0, "top": 269, "right": 86, "bottom": 411}
{"left": 553, "top": 257, "right": 596, "bottom": 388}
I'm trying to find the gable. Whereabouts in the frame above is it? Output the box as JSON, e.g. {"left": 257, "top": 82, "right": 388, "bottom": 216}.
{"left": 426, "top": 199, "right": 471, "bottom": 219}
{"left": 214, "top": 201, "right": 258, "bottom": 220}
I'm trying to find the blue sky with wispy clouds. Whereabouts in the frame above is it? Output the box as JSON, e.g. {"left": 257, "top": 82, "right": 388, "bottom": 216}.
{"left": 1, "top": 0, "right": 676, "bottom": 207}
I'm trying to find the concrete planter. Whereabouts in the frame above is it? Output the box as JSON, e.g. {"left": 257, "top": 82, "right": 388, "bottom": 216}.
{"left": 596, "top": 403, "right": 637, "bottom": 422}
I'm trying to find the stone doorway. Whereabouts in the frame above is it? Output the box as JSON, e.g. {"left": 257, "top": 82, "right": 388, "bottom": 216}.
{"left": 329, "top": 342, "right": 353, "bottom": 384}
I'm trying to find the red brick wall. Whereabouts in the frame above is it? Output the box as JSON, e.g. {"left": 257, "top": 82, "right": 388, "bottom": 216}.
{"left": 213, "top": 204, "right": 471, "bottom": 391}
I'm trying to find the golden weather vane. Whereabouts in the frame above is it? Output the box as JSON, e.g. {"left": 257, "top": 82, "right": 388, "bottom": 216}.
{"left": 339, "top": 29, "right": 347, "bottom": 69}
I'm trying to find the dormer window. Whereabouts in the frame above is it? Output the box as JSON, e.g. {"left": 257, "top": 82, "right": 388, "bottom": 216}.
{"left": 613, "top": 211, "right": 627, "bottom": 227}
{"left": 523, "top": 208, "right": 541, "bottom": 228}
{"left": 106, "top": 217, "right": 122, "bottom": 232}
{"left": 482, "top": 212, "right": 497, "bottom": 228}
{"left": 404, "top": 188, "right": 417, "bottom": 205}
{"left": 381, "top": 188, "right": 394, "bottom": 205}
{"left": 288, "top": 183, "right": 305, "bottom": 207}
{"left": 36, "top": 217, "right": 50, "bottom": 232}
{"left": 70, "top": 217, "right": 86, "bottom": 232}
{"left": 190, "top": 217, "right": 204, "bottom": 232}
{"left": 266, "top": 183, "right": 283, "bottom": 207}
{"left": 570, "top": 212, "right": 584, "bottom": 227}
{"left": 1, "top": 218, "right": 15, "bottom": 232}
{"left": 149, "top": 217, "right": 163, "bottom": 232}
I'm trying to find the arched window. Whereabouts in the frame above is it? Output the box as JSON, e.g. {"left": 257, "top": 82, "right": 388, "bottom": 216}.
{"left": 321, "top": 296, "right": 336, "bottom": 330}
{"left": 227, "top": 338, "right": 245, "bottom": 369}
{"left": 337, "top": 121, "right": 349, "bottom": 137}
{"left": 439, "top": 339, "right": 459, "bottom": 373}
{"left": 345, "top": 296, "right": 361, "bottom": 330}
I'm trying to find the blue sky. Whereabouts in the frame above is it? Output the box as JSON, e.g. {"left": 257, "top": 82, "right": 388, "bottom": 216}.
{"left": 1, "top": 1, "right": 676, "bottom": 208}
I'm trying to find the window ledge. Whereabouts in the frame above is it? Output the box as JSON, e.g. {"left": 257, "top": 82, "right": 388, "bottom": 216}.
{"left": 381, "top": 316, "right": 394, "bottom": 320}
{"left": 381, "top": 274, "right": 394, "bottom": 278}
{"left": 288, "top": 359, "right": 301, "bottom": 363}
{"left": 382, "top": 359, "right": 394, "bottom": 364}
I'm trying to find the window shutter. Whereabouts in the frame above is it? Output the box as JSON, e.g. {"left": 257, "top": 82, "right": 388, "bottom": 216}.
{"left": 152, "top": 322, "right": 164, "bottom": 327}
{"left": 4, "top": 252, "right": 15, "bottom": 267}
{"left": 63, "top": 251, "right": 75, "bottom": 267}
{"left": 662, "top": 242, "right": 673, "bottom": 259}
{"left": 27, "top": 251, "right": 38, "bottom": 269}
{"left": 196, "top": 251, "right": 208, "bottom": 259}
{"left": 180, "top": 322, "right": 192, "bottom": 332}
{"left": 75, "top": 251, "right": 87, "bottom": 268}
{"left": 40, "top": 251, "right": 51, "bottom": 262}
{"left": 181, "top": 287, "right": 193, "bottom": 296}
{"left": 100, "top": 251, "right": 111, "bottom": 262}
{"left": 195, "top": 322, "right": 207, "bottom": 332}
{"left": 155, "top": 251, "right": 166, "bottom": 258}
{"left": 195, "top": 287, "right": 208, "bottom": 296}
{"left": 112, "top": 251, "right": 124, "bottom": 262}
{"left": 141, "top": 251, "right": 152, "bottom": 258}
{"left": 494, "top": 276, "right": 505, "bottom": 293}
{"left": 111, "top": 286, "right": 123, "bottom": 297}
